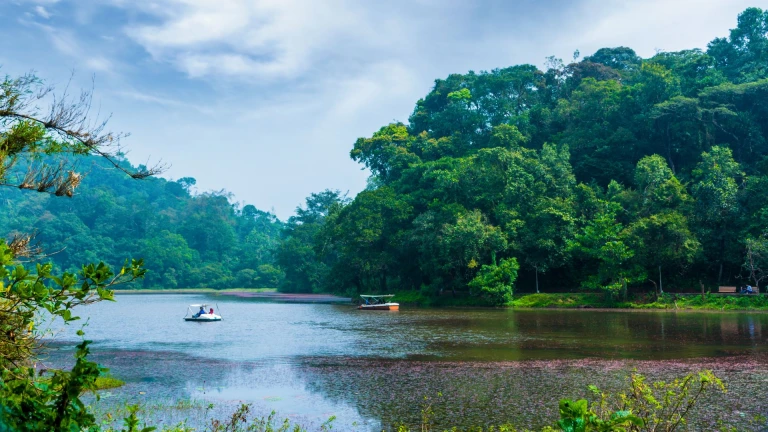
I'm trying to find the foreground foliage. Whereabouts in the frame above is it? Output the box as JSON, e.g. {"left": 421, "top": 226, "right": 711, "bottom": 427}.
{"left": 0, "top": 68, "right": 152, "bottom": 431}
{"left": 278, "top": 8, "right": 768, "bottom": 304}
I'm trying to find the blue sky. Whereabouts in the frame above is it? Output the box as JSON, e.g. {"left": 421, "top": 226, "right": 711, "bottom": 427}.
{"left": 0, "top": 0, "right": 756, "bottom": 219}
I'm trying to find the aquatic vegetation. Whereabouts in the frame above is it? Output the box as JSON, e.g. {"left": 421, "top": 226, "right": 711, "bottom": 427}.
{"left": 296, "top": 356, "right": 767, "bottom": 431}
{"left": 93, "top": 369, "right": 739, "bottom": 431}
{"left": 95, "top": 376, "right": 127, "bottom": 391}
{"left": 383, "top": 371, "right": 743, "bottom": 431}
{"left": 208, "top": 405, "right": 335, "bottom": 432}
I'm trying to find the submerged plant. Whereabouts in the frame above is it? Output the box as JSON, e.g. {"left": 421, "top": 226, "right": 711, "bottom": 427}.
{"left": 207, "top": 404, "right": 332, "bottom": 432}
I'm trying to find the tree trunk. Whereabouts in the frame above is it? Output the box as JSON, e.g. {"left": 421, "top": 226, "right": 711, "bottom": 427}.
{"left": 658, "top": 265, "right": 663, "bottom": 294}
{"left": 622, "top": 278, "right": 628, "bottom": 302}
{"left": 700, "top": 280, "right": 705, "bottom": 300}
{"left": 648, "top": 279, "right": 658, "bottom": 301}
{"left": 718, "top": 262, "right": 723, "bottom": 285}
{"left": 535, "top": 268, "right": 540, "bottom": 294}
{"left": 718, "top": 228, "right": 725, "bottom": 284}
{"left": 665, "top": 123, "right": 676, "bottom": 174}
{"left": 380, "top": 269, "right": 387, "bottom": 293}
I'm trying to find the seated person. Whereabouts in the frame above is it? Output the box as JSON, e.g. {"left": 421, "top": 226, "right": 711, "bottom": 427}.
{"left": 746, "top": 285, "right": 754, "bottom": 294}
{"left": 193, "top": 306, "right": 206, "bottom": 317}
{"left": 209, "top": 308, "right": 214, "bottom": 315}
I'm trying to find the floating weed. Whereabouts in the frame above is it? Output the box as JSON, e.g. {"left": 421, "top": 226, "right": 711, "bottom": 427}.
{"left": 45, "top": 345, "right": 768, "bottom": 431}
{"left": 95, "top": 375, "right": 127, "bottom": 390}
{"left": 295, "top": 355, "right": 768, "bottom": 431}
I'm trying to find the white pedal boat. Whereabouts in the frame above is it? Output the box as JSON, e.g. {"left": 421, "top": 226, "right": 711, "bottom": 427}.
{"left": 184, "top": 304, "right": 222, "bottom": 322}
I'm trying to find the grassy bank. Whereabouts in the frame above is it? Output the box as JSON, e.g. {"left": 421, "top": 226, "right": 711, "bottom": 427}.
{"left": 510, "top": 292, "right": 768, "bottom": 311}
{"left": 113, "top": 288, "right": 277, "bottom": 294}
{"left": 390, "top": 291, "right": 768, "bottom": 311}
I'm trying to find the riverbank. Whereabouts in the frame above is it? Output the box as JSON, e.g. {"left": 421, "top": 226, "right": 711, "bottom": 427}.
{"left": 113, "top": 288, "right": 768, "bottom": 311}
{"left": 389, "top": 291, "right": 768, "bottom": 311}
{"left": 510, "top": 292, "right": 768, "bottom": 311}
{"left": 113, "top": 288, "right": 351, "bottom": 303}
{"left": 113, "top": 287, "right": 278, "bottom": 294}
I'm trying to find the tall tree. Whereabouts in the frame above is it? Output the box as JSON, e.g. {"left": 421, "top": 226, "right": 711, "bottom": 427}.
{"left": 691, "top": 147, "right": 743, "bottom": 282}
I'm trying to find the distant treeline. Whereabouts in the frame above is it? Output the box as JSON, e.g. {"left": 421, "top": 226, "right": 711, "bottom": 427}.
{"left": 0, "top": 158, "right": 284, "bottom": 289}
{"left": 276, "top": 7, "right": 768, "bottom": 303}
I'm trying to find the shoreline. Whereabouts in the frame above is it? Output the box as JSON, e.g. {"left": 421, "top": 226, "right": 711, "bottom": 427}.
{"left": 112, "top": 289, "right": 768, "bottom": 312}
{"left": 395, "top": 291, "right": 768, "bottom": 312}
{"left": 113, "top": 288, "right": 352, "bottom": 303}
{"left": 113, "top": 288, "right": 279, "bottom": 294}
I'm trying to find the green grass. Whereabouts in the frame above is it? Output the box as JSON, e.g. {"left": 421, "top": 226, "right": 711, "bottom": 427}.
{"left": 37, "top": 370, "right": 126, "bottom": 391}
{"left": 509, "top": 292, "right": 768, "bottom": 311}
{"left": 395, "top": 291, "right": 768, "bottom": 311}
{"left": 114, "top": 287, "right": 277, "bottom": 294}
{"left": 628, "top": 292, "right": 768, "bottom": 311}
{"left": 509, "top": 292, "right": 610, "bottom": 308}
{"left": 94, "top": 375, "right": 126, "bottom": 390}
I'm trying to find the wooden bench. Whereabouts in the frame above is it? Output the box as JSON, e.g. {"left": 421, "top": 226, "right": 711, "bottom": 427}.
{"left": 718, "top": 286, "right": 760, "bottom": 294}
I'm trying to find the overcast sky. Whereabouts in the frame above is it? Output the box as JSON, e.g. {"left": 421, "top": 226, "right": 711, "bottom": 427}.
{"left": 0, "top": 0, "right": 756, "bottom": 219}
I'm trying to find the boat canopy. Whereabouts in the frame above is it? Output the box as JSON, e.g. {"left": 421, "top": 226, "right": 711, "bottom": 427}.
{"left": 359, "top": 294, "right": 396, "bottom": 305}
{"left": 188, "top": 304, "right": 209, "bottom": 308}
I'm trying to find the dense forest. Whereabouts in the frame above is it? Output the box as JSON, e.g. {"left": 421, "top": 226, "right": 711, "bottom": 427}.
{"left": 276, "top": 7, "right": 768, "bottom": 303}
{"left": 0, "top": 158, "right": 284, "bottom": 289}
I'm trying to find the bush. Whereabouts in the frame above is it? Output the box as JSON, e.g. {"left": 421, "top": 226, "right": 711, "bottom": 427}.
{"left": 469, "top": 258, "right": 519, "bottom": 305}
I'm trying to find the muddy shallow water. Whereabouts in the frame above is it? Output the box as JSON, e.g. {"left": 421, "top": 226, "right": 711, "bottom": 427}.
{"left": 42, "top": 294, "right": 768, "bottom": 430}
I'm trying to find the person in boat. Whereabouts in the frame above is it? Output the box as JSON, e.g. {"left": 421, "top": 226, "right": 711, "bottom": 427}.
{"left": 193, "top": 306, "right": 206, "bottom": 317}
{"left": 209, "top": 308, "right": 214, "bottom": 315}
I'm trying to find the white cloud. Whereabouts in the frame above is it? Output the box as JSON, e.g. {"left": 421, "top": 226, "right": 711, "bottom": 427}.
{"left": 120, "top": 0, "right": 388, "bottom": 80}
{"left": 42, "top": 25, "right": 79, "bottom": 56}
{"left": 34, "top": 5, "right": 50, "bottom": 18}
{"left": 85, "top": 57, "right": 112, "bottom": 72}
{"left": 16, "top": 0, "right": 60, "bottom": 4}
{"left": 22, "top": 21, "right": 117, "bottom": 74}
{"left": 565, "top": 0, "right": 755, "bottom": 58}
{"left": 114, "top": 90, "right": 214, "bottom": 114}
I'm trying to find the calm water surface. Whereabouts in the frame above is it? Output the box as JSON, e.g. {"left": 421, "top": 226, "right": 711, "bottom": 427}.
{"left": 43, "top": 294, "right": 768, "bottom": 430}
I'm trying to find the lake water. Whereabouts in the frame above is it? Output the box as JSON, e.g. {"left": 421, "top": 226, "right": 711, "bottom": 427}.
{"left": 42, "top": 294, "right": 768, "bottom": 431}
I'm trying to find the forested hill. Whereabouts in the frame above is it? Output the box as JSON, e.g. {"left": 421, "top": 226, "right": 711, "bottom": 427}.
{"left": 277, "top": 7, "right": 768, "bottom": 302}
{"left": 0, "top": 157, "right": 284, "bottom": 289}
